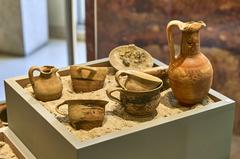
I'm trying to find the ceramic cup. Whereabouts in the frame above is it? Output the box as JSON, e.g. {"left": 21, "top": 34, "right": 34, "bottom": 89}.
{"left": 70, "top": 65, "right": 108, "bottom": 92}
{"left": 55, "top": 99, "right": 108, "bottom": 130}
{"left": 106, "top": 81, "right": 163, "bottom": 117}
{"left": 115, "top": 70, "right": 162, "bottom": 91}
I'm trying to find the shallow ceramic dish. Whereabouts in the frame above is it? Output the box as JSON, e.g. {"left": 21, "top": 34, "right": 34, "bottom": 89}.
{"left": 109, "top": 44, "right": 153, "bottom": 71}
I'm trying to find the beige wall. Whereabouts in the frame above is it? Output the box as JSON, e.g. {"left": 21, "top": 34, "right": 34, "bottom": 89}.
{"left": 48, "top": 0, "right": 66, "bottom": 27}
{"left": 0, "top": 0, "right": 48, "bottom": 55}
{"left": 47, "top": 0, "right": 66, "bottom": 38}
{"left": 47, "top": 0, "right": 79, "bottom": 39}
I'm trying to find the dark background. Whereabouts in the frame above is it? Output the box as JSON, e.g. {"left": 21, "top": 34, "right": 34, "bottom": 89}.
{"left": 86, "top": 0, "right": 240, "bottom": 134}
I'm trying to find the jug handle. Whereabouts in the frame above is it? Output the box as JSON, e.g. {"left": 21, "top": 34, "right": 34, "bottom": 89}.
{"left": 28, "top": 66, "right": 41, "bottom": 86}
{"left": 166, "top": 20, "right": 184, "bottom": 64}
{"left": 55, "top": 101, "right": 68, "bottom": 116}
{"left": 77, "top": 66, "right": 97, "bottom": 78}
{"left": 106, "top": 88, "right": 124, "bottom": 104}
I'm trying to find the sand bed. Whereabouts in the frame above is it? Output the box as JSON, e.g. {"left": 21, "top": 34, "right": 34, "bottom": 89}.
{"left": 0, "top": 141, "right": 18, "bottom": 159}
{"left": 25, "top": 74, "right": 214, "bottom": 142}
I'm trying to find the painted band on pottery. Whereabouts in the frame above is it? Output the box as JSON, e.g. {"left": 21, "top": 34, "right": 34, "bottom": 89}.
{"left": 106, "top": 83, "right": 162, "bottom": 116}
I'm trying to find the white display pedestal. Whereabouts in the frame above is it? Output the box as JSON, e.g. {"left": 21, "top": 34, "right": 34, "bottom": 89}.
{"left": 4, "top": 58, "right": 235, "bottom": 159}
{"left": 0, "top": 0, "right": 48, "bottom": 56}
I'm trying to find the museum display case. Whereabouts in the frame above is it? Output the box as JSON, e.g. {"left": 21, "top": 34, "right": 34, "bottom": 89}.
{"left": 4, "top": 57, "right": 235, "bottom": 159}
{"left": 0, "top": 0, "right": 238, "bottom": 158}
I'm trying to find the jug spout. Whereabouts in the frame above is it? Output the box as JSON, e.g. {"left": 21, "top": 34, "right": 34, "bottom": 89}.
{"left": 181, "top": 21, "right": 206, "bottom": 32}
{"left": 167, "top": 20, "right": 206, "bottom": 63}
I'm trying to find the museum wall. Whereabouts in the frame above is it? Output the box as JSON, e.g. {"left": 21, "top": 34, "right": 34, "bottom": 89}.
{"left": 92, "top": 0, "right": 240, "bottom": 134}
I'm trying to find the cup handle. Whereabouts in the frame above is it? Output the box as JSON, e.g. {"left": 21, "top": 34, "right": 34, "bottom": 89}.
{"left": 55, "top": 101, "right": 68, "bottom": 116}
{"left": 159, "top": 79, "right": 164, "bottom": 89}
{"left": 106, "top": 88, "right": 124, "bottom": 104}
{"left": 115, "top": 70, "right": 128, "bottom": 89}
{"left": 77, "top": 66, "right": 97, "bottom": 79}
{"left": 28, "top": 66, "right": 41, "bottom": 86}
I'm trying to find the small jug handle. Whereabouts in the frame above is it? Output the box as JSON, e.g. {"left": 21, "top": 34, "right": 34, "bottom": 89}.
{"left": 28, "top": 66, "right": 41, "bottom": 86}
{"left": 106, "top": 88, "right": 124, "bottom": 104}
{"left": 55, "top": 101, "right": 68, "bottom": 116}
{"left": 166, "top": 20, "right": 184, "bottom": 64}
{"left": 77, "top": 66, "right": 97, "bottom": 79}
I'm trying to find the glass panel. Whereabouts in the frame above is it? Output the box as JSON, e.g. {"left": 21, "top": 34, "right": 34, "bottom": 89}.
{"left": 96, "top": 0, "right": 240, "bottom": 133}
{"left": 0, "top": 0, "right": 87, "bottom": 100}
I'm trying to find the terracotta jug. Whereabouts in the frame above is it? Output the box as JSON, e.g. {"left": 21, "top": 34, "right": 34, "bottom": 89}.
{"left": 115, "top": 70, "right": 162, "bottom": 91}
{"left": 28, "top": 66, "right": 63, "bottom": 101}
{"left": 167, "top": 20, "right": 213, "bottom": 105}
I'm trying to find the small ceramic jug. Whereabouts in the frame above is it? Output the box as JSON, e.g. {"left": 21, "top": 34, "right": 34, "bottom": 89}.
{"left": 106, "top": 82, "right": 163, "bottom": 117}
{"left": 115, "top": 70, "right": 162, "bottom": 91}
{"left": 70, "top": 65, "right": 108, "bottom": 92}
{"left": 55, "top": 99, "right": 108, "bottom": 130}
{"left": 167, "top": 20, "right": 213, "bottom": 105}
{"left": 28, "top": 66, "right": 63, "bottom": 101}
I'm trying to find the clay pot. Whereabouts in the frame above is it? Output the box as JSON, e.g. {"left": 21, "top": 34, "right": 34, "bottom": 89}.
{"left": 115, "top": 70, "right": 162, "bottom": 91}
{"left": 55, "top": 99, "right": 108, "bottom": 130}
{"left": 70, "top": 65, "right": 108, "bottom": 92}
{"left": 167, "top": 20, "right": 213, "bottom": 105}
{"left": 106, "top": 82, "right": 163, "bottom": 117}
{"left": 28, "top": 66, "right": 63, "bottom": 101}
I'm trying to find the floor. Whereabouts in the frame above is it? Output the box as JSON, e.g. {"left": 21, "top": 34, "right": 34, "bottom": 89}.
{"left": 231, "top": 135, "right": 240, "bottom": 159}
{"left": 0, "top": 39, "right": 86, "bottom": 101}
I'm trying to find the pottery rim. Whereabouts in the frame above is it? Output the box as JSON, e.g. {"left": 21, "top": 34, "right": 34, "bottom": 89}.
{"left": 55, "top": 99, "right": 109, "bottom": 116}
{"left": 40, "top": 66, "right": 57, "bottom": 75}
{"left": 114, "top": 80, "right": 163, "bottom": 93}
